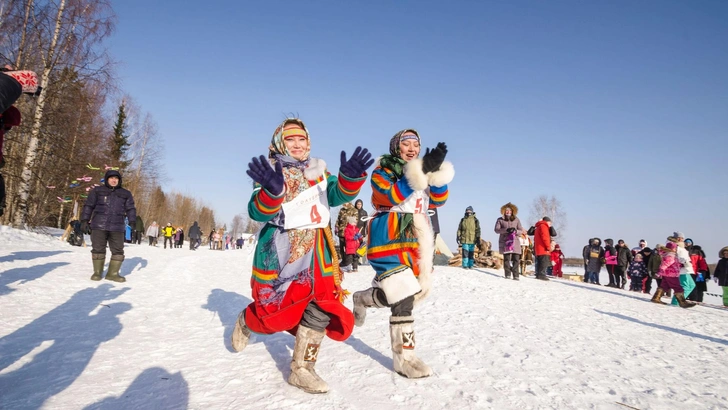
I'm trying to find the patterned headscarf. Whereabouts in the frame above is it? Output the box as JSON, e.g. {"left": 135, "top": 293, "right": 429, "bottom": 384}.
{"left": 388, "top": 129, "right": 420, "bottom": 157}
{"left": 269, "top": 118, "right": 311, "bottom": 160}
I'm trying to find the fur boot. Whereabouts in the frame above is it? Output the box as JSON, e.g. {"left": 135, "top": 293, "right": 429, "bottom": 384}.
{"left": 91, "top": 254, "right": 105, "bottom": 281}
{"left": 390, "top": 316, "right": 432, "bottom": 378}
{"left": 651, "top": 288, "right": 666, "bottom": 305}
{"left": 675, "top": 292, "right": 696, "bottom": 308}
{"left": 353, "top": 287, "right": 386, "bottom": 327}
{"left": 105, "top": 255, "right": 125, "bottom": 283}
{"left": 288, "top": 326, "right": 328, "bottom": 394}
{"left": 231, "top": 311, "right": 252, "bottom": 352}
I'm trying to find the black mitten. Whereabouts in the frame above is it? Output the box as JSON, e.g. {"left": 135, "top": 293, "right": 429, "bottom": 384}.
{"left": 421, "top": 142, "right": 448, "bottom": 174}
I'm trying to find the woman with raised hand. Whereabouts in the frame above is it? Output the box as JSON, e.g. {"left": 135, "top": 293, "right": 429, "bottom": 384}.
{"left": 230, "top": 118, "right": 373, "bottom": 394}
{"left": 352, "top": 129, "right": 454, "bottom": 379}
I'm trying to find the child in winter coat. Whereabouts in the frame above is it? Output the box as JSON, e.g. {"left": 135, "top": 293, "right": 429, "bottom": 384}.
{"left": 713, "top": 246, "right": 728, "bottom": 307}
{"left": 550, "top": 244, "right": 564, "bottom": 278}
{"left": 652, "top": 241, "right": 694, "bottom": 308}
{"left": 628, "top": 253, "right": 647, "bottom": 292}
{"left": 342, "top": 216, "right": 363, "bottom": 272}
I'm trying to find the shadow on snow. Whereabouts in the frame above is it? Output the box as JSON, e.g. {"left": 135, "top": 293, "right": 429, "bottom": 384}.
{"left": 119, "top": 256, "right": 148, "bottom": 277}
{"left": 594, "top": 309, "right": 728, "bottom": 346}
{"left": 0, "top": 262, "right": 70, "bottom": 296}
{"left": 0, "top": 250, "right": 70, "bottom": 263}
{"left": 202, "top": 288, "right": 294, "bottom": 382}
{"left": 0, "top": 284, "right": 131, "bottom": 409}
{"left": 83, "top": 367, "right": 189, "bottom": 410}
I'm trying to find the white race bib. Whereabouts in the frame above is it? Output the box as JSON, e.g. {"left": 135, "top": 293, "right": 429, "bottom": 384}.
{"left": 388, "top": 189, "right": 429, "bottom": 214}
{"left": 281, "top": 179, "right": 330, "bottom": 230}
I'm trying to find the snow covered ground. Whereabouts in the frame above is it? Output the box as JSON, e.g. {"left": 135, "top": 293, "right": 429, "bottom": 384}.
{"left": 1, "top": 226, "right": 727, "bottom": 410}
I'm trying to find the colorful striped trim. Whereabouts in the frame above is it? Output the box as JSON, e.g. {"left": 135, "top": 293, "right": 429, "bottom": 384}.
{"left": 337, "top": 172, "right": 366, "bottom": 197}
{"left": 252, "top": 186, "right": 285, "bottom": 215}
{"left": 429, "top": 185, "right": 449, "bottom": 206}
{"left": 252, "top": 267, "right": 278, "bottom": 284}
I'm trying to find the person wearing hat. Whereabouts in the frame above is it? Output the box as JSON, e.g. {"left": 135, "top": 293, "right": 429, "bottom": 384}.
{"left": 230, "top": 118, "right": 373, "bottom": 394}
{"left": 80, "top": 169, "right": 136, "bottom": 282}
{"left": 652, "top": 240, "right": 695, "bottom": 308}
{"left": 161, "top": 222, "right": 175, "bottom": 249}
{"left": 494, "top": 202, "right": 523, "bottom": 279}
{"left": 668, "top": 232, "right": 697, "bottom": 306}
{"left": 458, "top": 205, "right": 481, "bottom": 270}
{"left": 684, "top": 238, "right": 710, "bottom": 302}
{"left": 631, "top": 239, "right": 647, "bottom": 256}
{"left": 352, "top": 129, "right": 453, "bottom": 379}
{"left": 712, "top": 247, "right": 728, "bottom": 307}
{"left": 615, "top": 239, "right": 633, "bottom": 289}
{"left": 533, "top": 217, "right": 554, "bottom": 280}
{"left": 550, "top": 244, "right": 565, "bottom": 278}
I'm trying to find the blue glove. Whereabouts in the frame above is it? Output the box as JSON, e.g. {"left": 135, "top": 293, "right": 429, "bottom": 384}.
{"left": 246, "top": 155, "right": 284, "bottom": 195}
{"left": 696, "top": 272, "right": 704, "bottom": 282}
{"left": 339, "top": 146, "right": 374, "bottom": 178}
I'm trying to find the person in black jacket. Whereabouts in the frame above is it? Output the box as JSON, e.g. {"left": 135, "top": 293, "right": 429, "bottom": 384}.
{"left": 614, "top": 239, "right": 633, "bottom": 289}
{"left": 188, "top": 221, "right": 202, "bottom": 250}
{"left": 80, "top": 169, "right": 136, "bottom": 282}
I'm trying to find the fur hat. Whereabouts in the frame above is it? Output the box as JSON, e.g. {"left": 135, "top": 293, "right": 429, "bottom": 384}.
{"left": 347, "top": 216, "right": 357, "bottom": 225}
{"left": 720, "top": 246, "right": 728, "bottom": 258}
{"left": 500, "top": 202, "right": 518, "bottom": 217}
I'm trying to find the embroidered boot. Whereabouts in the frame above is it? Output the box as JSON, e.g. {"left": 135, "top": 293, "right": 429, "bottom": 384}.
{"left": 90, "top": 254, "right": 105, "bottom": 281}
{"left": 288, "top": 326, "right": 328, "bottom": 394}
{"left": 231, "top": 311, "right": 252, "bottom": 352}
{"left": 651, "top": 288, "right": 666, "bottom": 304}
{"left": 390, "top": 316, "right": 432, "bottom": 378}
{"left": 352, "top": 287, "right": 386, "bottom": 327}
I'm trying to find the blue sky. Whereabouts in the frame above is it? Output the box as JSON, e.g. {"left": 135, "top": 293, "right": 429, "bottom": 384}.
{"left": 109, "top": 0, "right": 727, "bottom": 260}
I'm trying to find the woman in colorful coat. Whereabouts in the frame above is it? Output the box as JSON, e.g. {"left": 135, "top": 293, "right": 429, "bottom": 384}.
{"left": 231, "top": 118, "right": 374, "bottom": 394}
{"left": 352, "top": 129, "right": 454, "bottom": 379}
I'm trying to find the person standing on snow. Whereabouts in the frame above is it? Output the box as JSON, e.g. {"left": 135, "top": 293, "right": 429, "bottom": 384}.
{"left": 457, "top": 206, "right": 481, "bottom": 270}
{"left": 685, "top": 239, "right": 710, "bottom": 302}
{"left": 230, "top": 118, "right": 373, "bottom": 394}
{"left": 161, "top": 223, "right": 175, "bottom": 249}
{"left": 712, "top": 247, "right": 728, "bottom": 307}
{"left": 669, "top": 232, "right": 696, "bottom": 306}
{"left": 614, "top": 239, "right": 633, "bottom": 289}
{"left": 188, "top": 221, "right": 202, "bottom": 250}
{"left": 494, "top": 202, "right": 524, "bottom": 279}
{"left": 651, "top": 240, "right": 695, "bottom": 308}
{"left": 584, "top": 238, "right": 605, "bottom": 284}
{"left": 550, "top": 244, "right": 565, "bottom": 278}
{"left": 335, "top": 202, "right": 359, "bottom": 260}
{"left": 146, "top": 221, "right": 159, "bottom": 246}
{"left": 352, "top": 129, "right": 454, "bottom": 379}
{"left": 134, "top": 216, "right": 145, "bottom": 245}
{"left": 533, "top": 217, "right": 554, "bottom": 281}
{"left": 80, "top": 169, "right": 136, "bottom": 282}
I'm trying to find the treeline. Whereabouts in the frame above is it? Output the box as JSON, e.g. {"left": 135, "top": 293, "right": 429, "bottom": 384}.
{"left": 0, "top": 0, "right": 216, "bottom": 230}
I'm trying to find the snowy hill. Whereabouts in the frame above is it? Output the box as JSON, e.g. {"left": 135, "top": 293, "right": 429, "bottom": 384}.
{"left": 1, "top": 226, "right": 727, "bottom": 409}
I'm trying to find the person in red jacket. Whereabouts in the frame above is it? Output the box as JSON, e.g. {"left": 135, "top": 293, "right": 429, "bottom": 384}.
{"left": 551, "top": 244, "right": 564, "bottom": 278}
{"left": 533, "top": 217, "right": 553, "bottom": 281}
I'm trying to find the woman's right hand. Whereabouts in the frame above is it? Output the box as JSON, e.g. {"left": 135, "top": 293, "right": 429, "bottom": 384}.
{"left": 246, "top": 155, "right": 284, "bottom": 195}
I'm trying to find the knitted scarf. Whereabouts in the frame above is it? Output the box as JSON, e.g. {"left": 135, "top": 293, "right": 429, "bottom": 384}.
{"left": 378, "top": 154, "right": 415, "bottom": 238}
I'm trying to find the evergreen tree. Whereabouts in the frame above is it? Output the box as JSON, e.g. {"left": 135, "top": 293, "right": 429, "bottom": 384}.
{"left": 110, "top": 102, "right": 130, "bottom": 170}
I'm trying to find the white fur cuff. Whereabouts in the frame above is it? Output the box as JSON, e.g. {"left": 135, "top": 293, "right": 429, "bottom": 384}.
{"left": 403, "top": 158, "right": 428, "bottom": 191}
{"left": 427, "top": 161, "right": 454, "bottom": 187}
{"left": 376, "top": 267, "right": 422, "bottom": 305}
